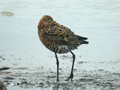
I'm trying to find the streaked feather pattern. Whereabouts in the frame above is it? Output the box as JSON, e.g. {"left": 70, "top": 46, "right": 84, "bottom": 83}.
{"left": 38, "top": 15, "right": 88, "bottom": 53}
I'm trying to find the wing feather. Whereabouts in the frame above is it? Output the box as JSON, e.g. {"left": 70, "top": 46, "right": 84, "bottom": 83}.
{"left": 42, "top": 22, "right": 88, "bottom": 46}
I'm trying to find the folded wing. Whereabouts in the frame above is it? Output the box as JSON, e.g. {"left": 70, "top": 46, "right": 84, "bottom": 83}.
{"left": 43, "top": 23, "right": 88, "bottom": 46}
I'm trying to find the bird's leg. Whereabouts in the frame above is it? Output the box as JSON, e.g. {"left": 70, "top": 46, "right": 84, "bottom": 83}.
{"left": 55, "top": 52, "right": 59, "bottom": 81}
{"left": 66, "top": 50, "right": 75, "bottom": 81}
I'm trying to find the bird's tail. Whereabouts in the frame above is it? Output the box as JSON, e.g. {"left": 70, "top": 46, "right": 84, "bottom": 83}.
{"left": 77, "top": 35, "right": 89, "bottom": 44}
{"left": 80, "top": 40, "right": 89, "bottom": 44}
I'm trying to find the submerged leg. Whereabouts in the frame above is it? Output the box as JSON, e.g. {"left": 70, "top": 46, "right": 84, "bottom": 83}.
{"left": 66, "top": 50, "right": 75, "bottom": 81}
{"left": 55, "top": 52, "right": 59, "bottom": 81}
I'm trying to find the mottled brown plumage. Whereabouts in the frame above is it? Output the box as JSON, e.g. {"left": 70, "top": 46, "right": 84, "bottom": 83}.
{"left": 38, "top": 15, "right": 88, "bottom": 81}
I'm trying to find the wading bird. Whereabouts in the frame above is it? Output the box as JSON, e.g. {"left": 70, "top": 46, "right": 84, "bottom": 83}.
{"left": 38, "top": 15, "right": 88, "bottom": 81}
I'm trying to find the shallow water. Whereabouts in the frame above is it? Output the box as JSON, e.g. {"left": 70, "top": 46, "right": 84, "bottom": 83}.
{"left": 0, "top": 0, "right": 120, "bottom": 90}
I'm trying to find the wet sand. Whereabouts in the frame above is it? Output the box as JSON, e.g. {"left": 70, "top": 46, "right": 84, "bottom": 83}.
{"left": 1, "top": 58, "right": 120, "bottom": 90}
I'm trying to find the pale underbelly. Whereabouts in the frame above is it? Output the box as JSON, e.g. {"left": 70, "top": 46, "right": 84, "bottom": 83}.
{"left": 47, "top": 45, "right": 78, "bottom": 54}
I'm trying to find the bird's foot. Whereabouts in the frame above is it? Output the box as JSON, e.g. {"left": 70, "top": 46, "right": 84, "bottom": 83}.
{"left": 66, "top": 73, "right": 73, "bottom": 81}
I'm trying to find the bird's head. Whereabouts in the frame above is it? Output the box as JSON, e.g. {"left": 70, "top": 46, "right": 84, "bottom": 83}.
{"left": 38, "top": 15, "right": 53, "bottom": 29}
